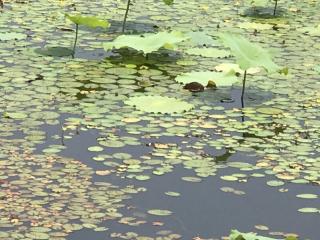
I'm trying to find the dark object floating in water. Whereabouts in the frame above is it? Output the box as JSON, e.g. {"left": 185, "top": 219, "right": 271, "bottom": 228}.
{"left": 183, "top": 82, "right": 205, "bottom": 92}
{"left": 183, "top": 81, "right": 217, "bottom": 92}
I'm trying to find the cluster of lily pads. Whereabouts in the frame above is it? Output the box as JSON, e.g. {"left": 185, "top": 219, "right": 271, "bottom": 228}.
{"left": 1, "top": 0, "right": 319, "bottom": 239}
{"left": 36, "top": 6, "right": 288, "bottom": 115}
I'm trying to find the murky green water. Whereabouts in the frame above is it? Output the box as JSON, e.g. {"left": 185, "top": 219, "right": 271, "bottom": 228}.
{"left": 0, "top": 0, "right": 319, "bottom": 239}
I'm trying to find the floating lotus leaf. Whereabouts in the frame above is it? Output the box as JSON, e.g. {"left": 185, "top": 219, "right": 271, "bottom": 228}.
{"left": 256, "top": 107, "right": 283, "bottom": 115}
{"left": 298, "top": 208, "right": 319, "bottom": 213}
{"left": 175, "top": 71, "right": 239, "bottom": 87}
{"left": 186, "top": 48, "right": 231, "bottom": 58}
{"left": 104, "top": 31, "right": 188, "bottom": 54}
{"left": 0, "top": 32, "right": 26, "bottom": 41}
{"left": 65, "top": 14, "right": 110, "bottom": 28}
{"left": 238, "top": 22, "right": 273, "bottom": 30}
{"left": 230, "top": 230, "right": 284, "bottom": 240}
{"left": 219, "top": 33, "right": 280, "bottom": 72}
{"left": 299, "top": 25, "right": 320, "bottom": 36}
{"left": 147, "top": 209, "right": 172, "bottom": 216}
{"left": 124, "top": 96, "right": 194, "bottom": 114}
{"left": 296, "top": 194, "right": 318, "bottom": 199}
{"left": 34, "top": 47, "right": 74, "bottom": 57}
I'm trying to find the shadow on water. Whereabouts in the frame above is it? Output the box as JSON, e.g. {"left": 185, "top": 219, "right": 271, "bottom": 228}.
{"left": 108, "top": 19, "right": 159, "bottom": 34}
{"left": 241, "top": 6, "right": 287, "bottom": 19}
{"left": 106, "top": 48, "right": 181, "bottom": 66}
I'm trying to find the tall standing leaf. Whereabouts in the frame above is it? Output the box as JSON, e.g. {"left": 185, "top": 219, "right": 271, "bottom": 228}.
{"left": 219, "top": 33, "right": 279, "bottom": 72}
{"left": 219, "top": 33, "right": 284, "bottom": 106}
{"left": 65, "top": 14, "right": 110, "bottom": 57}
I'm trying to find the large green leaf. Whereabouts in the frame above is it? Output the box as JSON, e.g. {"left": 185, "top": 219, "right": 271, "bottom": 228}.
{"left": 219, "top": 33, "right": 280, "bottom": 72}
{"left": 65, "top": 14, "right": 110, "bottom": 29}
{"left": 175, "top": 71, "right": 239, "bottom": 87}
{"left": 103, "top": 31, "right": 188, "bottom": 54}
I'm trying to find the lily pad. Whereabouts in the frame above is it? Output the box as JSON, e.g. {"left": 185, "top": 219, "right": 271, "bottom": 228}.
{"left": 124, "top": 96, "right": 194, "bottom": 114}
{"left": 0, "top": 32, "right": 27, "bottom": 41}
{"left": 147, "top": 209, "right": 172, "bottom": 216}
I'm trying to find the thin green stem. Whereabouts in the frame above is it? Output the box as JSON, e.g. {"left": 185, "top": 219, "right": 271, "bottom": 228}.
{"left": 122, "top": 0, "right": 131, "bottom": 33}
{"left": 273, "top": 0, "right": 278, "bottom": 16}
{"left": 241, "top": 70, "right": 247, "bottom": 108}
{"left": 72, "top": 24, "right": 79, "bottom": 58}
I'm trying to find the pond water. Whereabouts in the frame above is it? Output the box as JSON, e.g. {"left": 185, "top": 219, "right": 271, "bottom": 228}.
{"left": 0, "top": 0, "right": 319, "bottom": 239}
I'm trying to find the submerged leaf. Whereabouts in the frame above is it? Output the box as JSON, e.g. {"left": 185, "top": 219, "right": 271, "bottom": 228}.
{"left": 34, "top": 47, "right": 74, "bottom": 57}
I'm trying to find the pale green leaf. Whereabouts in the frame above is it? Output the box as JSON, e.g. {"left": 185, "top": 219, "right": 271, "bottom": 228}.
{"left": 65, "top": 14, "right": 110, "bottom": 29}
{"left": 104, "top": 31, "right": 188, "bottom": 54}
{"left": 124, "top": 95, "right": 194, "bottom": 114}
{"left": 219, "top": 33, "right": 280, "bottom": 72}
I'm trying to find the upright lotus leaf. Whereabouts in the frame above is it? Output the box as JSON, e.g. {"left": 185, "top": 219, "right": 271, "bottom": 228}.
{"left": 65, "top": 14, "right": 110, "bottom": 29}
{"left": 124, "top": 95, "right": 194, "bottom": 114}
{"left": 219, "top": 33, "right": 280, "bottom": 72}
{"left": 65, "top": 14, "right": 110, "bottom": 57}
{"left": 229, "top": 230, "right": 282, "bottom": 240}
{"left": 175, "top": 71, "right": 239, "bottom": 87}
{"left": 104, "top": 31, "right": 188, "bottom": 55}
{"left": 219, "top": 32, "right": 284, "bottom": 106}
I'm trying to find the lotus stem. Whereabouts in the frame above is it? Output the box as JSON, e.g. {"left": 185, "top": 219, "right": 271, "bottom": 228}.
{"left": 0, "top": 0, "right": 3, "bottom": 9}
{"left": 273, "top": 0, "right": 278, "bottom": 16}
{"left": 241, "top": 70, "right": 247, "bottom": 108}
{"left": 122, "top": 0, "right": 131, "bottom": 33}
{"left": 72, "top": 24, "right": 79, "bottom": 58}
